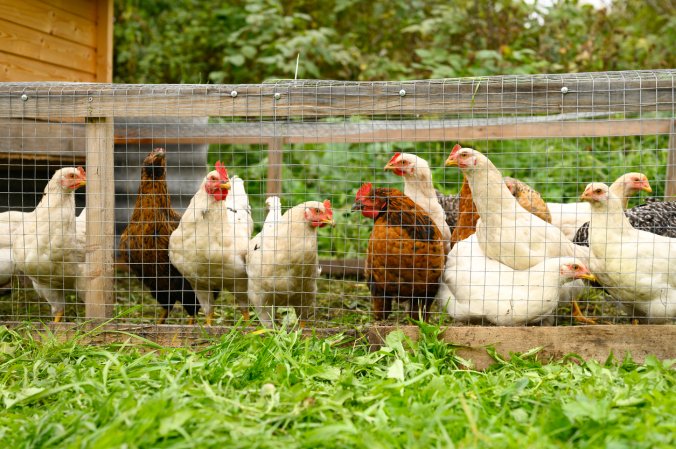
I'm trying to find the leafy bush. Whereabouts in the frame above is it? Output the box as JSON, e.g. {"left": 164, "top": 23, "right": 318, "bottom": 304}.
{"left": 114, "top": 0, "right": 676, "bottom": 84}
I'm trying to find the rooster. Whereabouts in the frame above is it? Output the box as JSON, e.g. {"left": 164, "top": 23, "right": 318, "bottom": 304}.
{"left": 580, "top": 183, "right": 676, "bottom": 322}
{"left": 12, "top": 167, "right": 87, "bottom": 322}
{"left": 169, "top": 162, "right": 253, "bottom": 325}
{"left": 548, "top": 173, "right": 652, "bottom": 240}
{"left": 247, "top": 200, "right": 334, "bottom": 327}
{"left": 118, "top": 148, "right": 200, "bottom": 324}
{"left": 384, "top": 152, "right": 452, "bottom": 253}
{"left": 353, "top": 183, "right": 445, "bottom": 321}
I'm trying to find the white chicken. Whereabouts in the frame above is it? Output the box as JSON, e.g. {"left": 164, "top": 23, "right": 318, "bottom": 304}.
{"left": 169, "top": 162, "right": 253, "bottom": 325}
{"left": 445, "top": 146, "right": 588, "bottom": 270}
{"left": 11, "top": 167, "right": 87, "bottom": 321}
{"left": 0, "top": 210, "right": 26, "bottom": 289}
{"left": 547, "top": 173, "right": 652, "bottom": 240}
{"left": 384, "top": 152, "right": 452, "bottom": 253}
{"left": 580, "top": 183, "right": 676, "bottom": 323}
{"left": 437, "top": 235, "right": 597, "bottom": 325}
{"left": 75, "top": 208, "right": 87, "bottom": 249}
{"left": 246, "top": 200, "right": 334, "bottom": 327}
{"left": 437, "top": 234, "right": 595, "bottom": 326}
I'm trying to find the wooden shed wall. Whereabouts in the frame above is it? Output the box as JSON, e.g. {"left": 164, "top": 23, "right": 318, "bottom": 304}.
{"left": 0, "top": 0, "right": 112, "bottom": 82}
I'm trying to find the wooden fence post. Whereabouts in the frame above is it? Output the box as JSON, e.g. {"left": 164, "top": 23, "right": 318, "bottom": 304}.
{"left": 666, "top": 120, "right": 676, "bottom": 201}
{"left": 85, "top": 117, "right": 115, "bottom": 319}
{"left": 266, "top": 137, "right": 285, "bottom": 197}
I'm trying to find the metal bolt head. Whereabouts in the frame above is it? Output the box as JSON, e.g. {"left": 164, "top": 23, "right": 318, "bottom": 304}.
{"left": 230, "top": 90, "right": 238, "bottom": 98}
{"left": 20, "top": 94, "right": 28, "bottom": 101}
{"left": 399, "top": 89, "right": 406, "bottom": 97}
{"left": 88, "top": 97, "right": 93, "bottom": 102}
{"left": 561, "top": 86, "right": 569, "bottom": 94}
{"left": 274, "top": 92, "right": 281, "bottom": 100}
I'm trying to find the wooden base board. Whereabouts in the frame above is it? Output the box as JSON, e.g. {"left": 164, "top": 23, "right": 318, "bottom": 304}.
{"left": 4, "top": 322, "right": 674, "bottom": 370}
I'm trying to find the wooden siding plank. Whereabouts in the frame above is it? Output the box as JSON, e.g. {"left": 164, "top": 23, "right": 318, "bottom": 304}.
{"left": 0, "top": 19, "right": 96, "bottom": 75}
{"left": 84, "top": 116, "right": 115, "bottom": 319}
{"left": 95, "top": 0, "right": 113, "bottom": 83}
{"left": 0, "top": 0, "right": 97, "bottom": 47}
{"left": 0, "top": 51, "right": 95, "bottom": 82}
{"left": 0, "top": 72, "right": 673, "bottom": 118}
{"left": 39, "top": 0, "right": 98, "bottom": 21}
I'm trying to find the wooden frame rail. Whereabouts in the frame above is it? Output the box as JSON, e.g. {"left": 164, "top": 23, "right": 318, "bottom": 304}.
{"left": 0, "top": 71, "right": 674, "bottom": 118}
{"left": 0, "top": 70, "right": 674, "bottom": 320}
{"left": 11, "top": 322, "right": 676, "bottom": 369}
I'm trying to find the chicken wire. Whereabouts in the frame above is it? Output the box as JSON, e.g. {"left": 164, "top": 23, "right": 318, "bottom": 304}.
{"left": 0, "top": 70, "right": 674, "bottom": 329}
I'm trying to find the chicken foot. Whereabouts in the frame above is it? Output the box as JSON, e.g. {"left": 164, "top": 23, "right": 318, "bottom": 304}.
{"left": 156, "top": 308, "right": 169, "bottom": 325}
{"left": 572, "top": 301, "right": 597, "bottom": 325}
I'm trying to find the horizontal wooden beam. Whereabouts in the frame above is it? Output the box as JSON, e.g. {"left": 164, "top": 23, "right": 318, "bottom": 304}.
{"left": 8, "top": 322, "right": 674, "bottom": 370}
{"left": 0, "top": 118, "right": 671, "bottom": 161}
{"left": 366, "top": 324, "right": 676, "bottom": 369}
{"left": 0, "top": 70, "right": 674, "bottom": 118}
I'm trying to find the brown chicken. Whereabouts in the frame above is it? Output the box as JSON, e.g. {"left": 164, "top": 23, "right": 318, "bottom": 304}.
{"left": 119, "top": 147, "right": 201, "bottom": 324}
{"left": 450, "top": 175, "right": 552, "bottom": 247}
{"left": 504, "top": 176, "right": 552, "bottom": 223}
{"left": 352, "top": 183, "right": 445, "bottom": 321}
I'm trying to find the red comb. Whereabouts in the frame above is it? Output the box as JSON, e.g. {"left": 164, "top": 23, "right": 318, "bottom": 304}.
{"left": 77, "top": 166, "right": 86, "bottom": 178}
{"left": 215, "top": 161, "right": 229, "bottom": 180}
{"left": 356, "top": 182, "right": 372, "bottom": 200}
{"left": 450, "top": 144, "right": 462, "bottom": 157}
{"left": 387, "top": 152, "right": 401, "bottom": 165}
{"left": 323, "top": 199, "right": 333, "bottom": 217}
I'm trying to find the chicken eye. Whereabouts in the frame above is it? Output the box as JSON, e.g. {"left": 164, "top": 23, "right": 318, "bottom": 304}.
{"left": 314, "top": 208, "right": 320, "bottom": 214}
{"left": 595, "top": 189, "right": 603, "bottom": 194}
{"left": 572, "top": 264, "right": 579, "bottom": 270}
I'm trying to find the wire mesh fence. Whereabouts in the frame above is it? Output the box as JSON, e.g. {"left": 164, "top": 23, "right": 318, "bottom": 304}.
{"left": 0, "top": 70, "right": 674, "bottom": 329}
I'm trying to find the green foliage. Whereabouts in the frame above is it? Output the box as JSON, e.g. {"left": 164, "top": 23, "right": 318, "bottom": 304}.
{"left": 114, "top": 0, "right": 676, "bottom": 84}
{"left": 1, "top": 326, "right": 674, "bottom": 447}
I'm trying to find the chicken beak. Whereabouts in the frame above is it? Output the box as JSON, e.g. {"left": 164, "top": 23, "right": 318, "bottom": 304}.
{"left": 351, "top": 202, "right": 363, "bottom": 212}
{"left": 579, "top": 190, "right": 591, "bottom": 202}
{"left": 323, "top": 217, "right": 336, "bottom": 227}
{"left": 642, "top": 182, "right": 653, "bottom": 193}
{"left": 444, "top": 155, "right": 458, "bottom": 167}
{"left": 221, "top": 181, "right": 231, "bottom": 190}
{"left": 578, "top": 273, "right": 598, "bottom": 282}
{"left": 383, "top": 162, "right": 394, "bottom": 171}
{"left": 78, "top": 179, "right": 87, "bottom": 188}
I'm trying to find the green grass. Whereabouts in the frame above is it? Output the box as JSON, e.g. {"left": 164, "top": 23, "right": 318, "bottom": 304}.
{"left": 0, "top": 325, "right": 673, "bottom": 448}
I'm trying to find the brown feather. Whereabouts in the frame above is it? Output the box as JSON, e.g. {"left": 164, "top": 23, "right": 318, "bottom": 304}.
{"left": 449, "top": 175, "right": 552, "bottom": 249}
{"left": 118, "top": 149, "right": 200, "bottom": 317}
{"left": 363, "top": 187, "right": 445, "bottom": 321}
{"left": 450, "top": 177, "right": 478, "bottom": 248}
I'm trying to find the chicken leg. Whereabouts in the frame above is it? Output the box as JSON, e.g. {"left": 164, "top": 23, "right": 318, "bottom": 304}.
{"left": 572, "top": 301, "right": 597, "bottom": 325}
{"left": 157, "top": 308, "right": 169, "bottom": 325}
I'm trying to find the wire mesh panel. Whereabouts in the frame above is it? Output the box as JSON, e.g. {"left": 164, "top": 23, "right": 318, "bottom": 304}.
{"left": 0, "top": 70, "right": 674, "bottom": 329}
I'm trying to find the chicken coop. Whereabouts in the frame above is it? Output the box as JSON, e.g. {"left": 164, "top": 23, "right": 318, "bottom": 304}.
{"left": 0, "top": 70, "right": 674, "bottom": 365}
